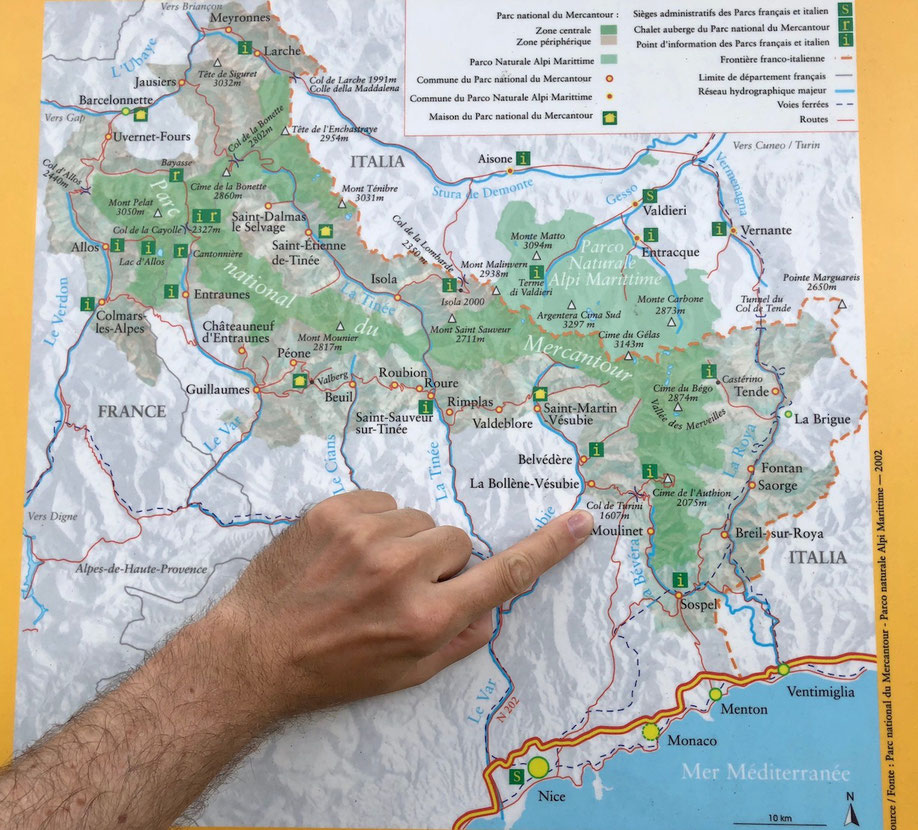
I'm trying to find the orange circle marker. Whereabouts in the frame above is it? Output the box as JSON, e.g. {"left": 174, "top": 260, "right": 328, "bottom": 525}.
{"left": 534, "top": 404, "right": 542, "bottom": 413}
{"left": 105, "top": 133, "right": 112, "bottom": 140}
{"left": 348, "top": 380, "right": 357, "bottom": 388}
{"left": 415, "top": 385, "right": 423, "bottom": 392}
{"left": 606, "top": 93, "right": 614, "bottom": 100}
{"left": 675, "top": 591, "right": 683, "bottom": 600}
{"left": 289, "top": 359, "right": 297, "bottom": 366}
{"left": 747, "top": 465, "right": 755, "bottom": 473}
{"left": 305, "top": 228, "right": 313, "bottom": 236}
{"left": 506, "top": 167, "right": 514, "bottom": 174}
{"left": 178, "top": 79, "right": 186, "bottom": 86}
{"left": 445, "top": 408, "right": 454, "bottom": 416}
{"left": 253, "top": 386, "right": 261, "bottom": 393}
{"left": 730, "top": 227, "right": 737, "bottom": 234}
{"left": 587, "top": 479, "right": 596, "bottom": 487}
{"left": 721, "top": 530, "right": 729, "bottom": 539}
{"left": 605, "top": 74, "right": 614, "bottom": 82}
{"left": 580, "top": 455, "right": 588, "bottom": 464}
{"left": 748, "top": 481, "right": 757, "bottom": 489}
{"left": 238, "top": 347, "right": 246, "bottom": 354}
{"left": 394, "top": 293, "right": 402, "bottom": 301}
{"left": 225, "top": 26, "right": 232, "bottom": 33}
{"left": 102, "top": 243, "right": 110, "bottom": 251}
{"left": 97, "top": 298, "right": 106, "bottom": 305}
{"left": 265, "top": 202, "right": 272, "bottom": 210}
{"left": 390, "top": 382, "right": 398, "bottom": 389}
{"left": 634, "top": 235, "right": 641, "bottom": 243}
{"left": 254, "top": 50, "right": 262, "bottom": 57}
{"left": 427, "top": 391, "right": 435, "bottom": 400}
{"left": 632, "top": 200, "right": 639, "bottom": 207}
{"left": 772, "top": 387, "right": 781, "bottom": 395}
{"left": 647, "top": 527, "right": 655, "bottom": 536}
{"left": 495, "top": 405, "right": 503, "bottom": 413}
{"left": 181, "top": 290, "right": 189, "bottom": 298}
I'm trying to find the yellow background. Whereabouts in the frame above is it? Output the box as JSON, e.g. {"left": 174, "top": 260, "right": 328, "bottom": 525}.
{"left": 0, "top": 2, "right": 915, "bottom": 829}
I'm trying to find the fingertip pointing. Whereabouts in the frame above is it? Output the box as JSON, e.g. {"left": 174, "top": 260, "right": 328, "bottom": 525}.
{"left": 566, "top": 510, "right": 594, "bottom": 541}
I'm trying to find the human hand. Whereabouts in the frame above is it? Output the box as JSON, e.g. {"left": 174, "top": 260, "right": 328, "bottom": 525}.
{"left": 211, "top": 490, "right": 594, "bottom": 720}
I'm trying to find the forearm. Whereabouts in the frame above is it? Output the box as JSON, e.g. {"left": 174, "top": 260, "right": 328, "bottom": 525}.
{"left": 0, "top": 608, "right": 273, "bottom": 830}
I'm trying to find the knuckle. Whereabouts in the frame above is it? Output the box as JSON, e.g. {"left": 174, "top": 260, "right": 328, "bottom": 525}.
{"left": 497, "top": 551, "right": 536, "bottom": 597}
{"left": 442, "top": 525, "right": 472, "bottom": 551}
{"left": 401, "top": 605, "right": 441, "bottom": 652}
{"left": 406, "top": 507, "right": 436, "bottom": 530}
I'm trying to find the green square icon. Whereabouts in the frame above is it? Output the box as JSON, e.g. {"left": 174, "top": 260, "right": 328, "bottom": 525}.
{"left": 163, "top": 284, "right": 179, "bottom": 300}
{"left": 643, "top": 227, "right": 659, "bottom": 243}
{"left": 515, "top": 151, "right": 531, "bottom": 166}
{"left": 602, "top": 110, "right": 618, "bottom": 126}
{"left": 292, "top": 373, "right": 309, "bottom": 389}
{"left": 133, "top": 108, "right": 149, "bottom": 122}
{"left": 642, "top": 189, "right": 658, "bottom": 204}
{"left": 600, "top": 54, "right": 618, "bottom": 64}
{"left": 238, "top": 40, "right": 253, "bottom": 55}
{"left": 140, "top": 239, "right": 156, "bottom": 256}
{"left": 418, "top": 400, "right": 433, "bottom": 415}
{"left": 641, "top": 463, "right": 658, "bottom": 479}
{"left": 711, "top": 221, "right": 728, "bottom": 237}
{"left": 442, "top": 277, "right": 457, "bottom": 293}
{"left": 839, "top": 31, "right": 854, "bottom": 46}
{"left": 600, "top": 24, "right": 618, "bottom": 35}
{"left": 191, "top": 208, "right": 221, "bottom": 224}
{"left": 173, "top": 243, "right": 189, "bottom": 258}
{"left": 838, "top": 16, "right": 853, "bottom": 30}
{"left": 509, "top": 769, "right": 525, "bottom": 786}
{"left": 589, "top": 442, "right": 605, "bottom": 458}
{"left": 168, "top": 168, "right": 184, "bottom": 183}
{"left": 318, "top": 224, "right": 334, "bottom": 239}
{"left": 700, "top": 363, "right": 718, "bottom": 380}
{"left": 79, "top": 296, "right": 95, "bottom": 312}
{"left": 529, "top": 264, "right": 545, "bottom": 280}
{"left": 673, "top": 572, "right": 689, "bottom": 589}
{"left": 109, "top": 237, "right": 125, "bottom": 253}
{"left": 838, "top": 2, "right": 853, "bottom": 15}
{"left": 533, "top": 386, "right": 548, "bottom": 403}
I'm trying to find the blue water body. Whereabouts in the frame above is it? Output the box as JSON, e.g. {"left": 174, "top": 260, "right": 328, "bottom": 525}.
{"left": 472, "top": 671, "right": 881, "bottom": 830}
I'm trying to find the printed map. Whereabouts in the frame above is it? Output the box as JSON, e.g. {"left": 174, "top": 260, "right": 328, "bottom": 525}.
{"left": 21, "top": 1, "right": 880, "bottom": 828}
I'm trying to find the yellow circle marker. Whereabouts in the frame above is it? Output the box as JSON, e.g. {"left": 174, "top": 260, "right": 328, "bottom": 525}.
{"left": 97, "top": 298, "right": 106, "bottom": 306}
{"left": 102, "top": 243, "right": 110, "bottom": 251}
{"left": 587, "top": 479, "right": 596, "bottom": 487}
{"left": 305, "top": 228, "right": 313, "bottom": 236}
{"left": 777, "top": 663, "right": 790, "bottom": 676}
{"left": 390, "top": 382, "right": 398, "bottom": 389}
{"left": 721, "top": 530, "right": 729, "bottom": 539}
{"left": 121, "top": 107, "right": 131, "bottom": 115}
{"left": 771, "top": 387, "right": 781, "bottom": 395}
{"left": 748, "top": 481, "right": 757, "bottom": 489}
{"left": 495, "top": 405, "right": 503, "bottom": 413}
{"left": 642, "top": 723, "right": 661, "bottom": 741}
{"left": 747, "top": 465, "right": 755, "bottom": 473}
{"left": 182, "top": 290, "right": 189, "bottom": 298}
{"left": 580, "top": 455, "right": 588, "bottom": 464}
{"left": 253, "top": 386, "right": 261, "bottom": 394}
{"left": 105, "top": 133, "right": 112, "bottom": 140}
{"left": 225, "top": 26, "right": 232, "bottom": 33}
{"left": 675, "top": 591, "right": 683, "bottom": 600}
{"left": 445, "top": 408, "right": 454, "bottom": 416}
{"left": 394, "top": 293, "right": 402, "bottom": 301}
{"left": 254, "top": 49, "right": 262, "bottom": 57}
{"left": 605, "top": 74, "right": 614, "bottom": 82}
{"left": 178, "top": 79, "right": 186, "bottom": 86}
{"left": 527, "top": 757, "right": 550, "bottom": 779}
{"left": 265, "top": 202, "right": 273, "bottom": 210}
{"left": 709, "top": 687, "right": 723, "bottom": 701}
{"left": 289, "top": 359, "right": 297, "bottom": 367}
{"left": 415, "top": 385, "right": 424, "bottom": 392}
{"left": 506, "top": 167, "right": 514, "bottom": 175}
{"left": 730, "top": 226, "right": 737, "bottom": 234}
{"left": 349, "top": 380, "right": 357, "bottom": 388}
{"left": 427, "top": 391, "right": 435, "bottom": 400}
{"left": 647, "top": 527, "right": 655, "bottom": 536}
{"left": 533, "top": 404, "right": 542, "bottom": 412}
{"left": 238, "top": 347, "right": 246, "bottom": 355}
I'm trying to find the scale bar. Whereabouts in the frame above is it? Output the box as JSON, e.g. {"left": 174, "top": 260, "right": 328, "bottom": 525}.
{"left": 733, "top": 824, "right": 827, "bottom": 827}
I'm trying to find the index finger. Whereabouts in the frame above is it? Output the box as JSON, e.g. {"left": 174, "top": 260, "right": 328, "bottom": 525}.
{"left": 440, "top": 510, "right": 594, "bottom": 626}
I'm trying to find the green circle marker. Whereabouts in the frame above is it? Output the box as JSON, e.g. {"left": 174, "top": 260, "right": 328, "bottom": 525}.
{"left": 777, "top": 663, "right": 790, "bottom": 676}
{"left": 527, "top": 756, "right": 550, "bottom": 779}
{"left": 641, "top": 723, "right": 661, "bottom": 741}
{"left": 121, "top": 106, "right": 131, "bottom": 115}
{"left": 784, "top": 410, "right": 793, "bottom": 418}
{"left": 709, "top": 687, "right": 723, "bottom": 701}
